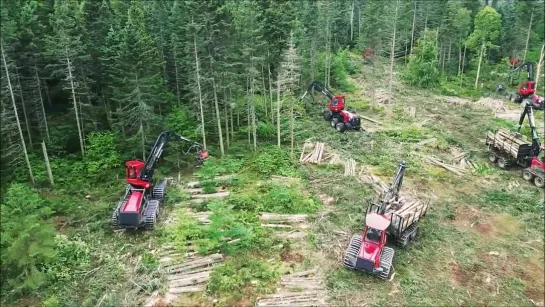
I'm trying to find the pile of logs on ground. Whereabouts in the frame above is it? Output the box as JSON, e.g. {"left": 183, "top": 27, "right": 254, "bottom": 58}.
{"left": 451, "top": 152, "right": 477, "bottom": 171}
{"left": 144, "top": 245, "right": 224, "bottom": 307}
{"left": 255, "top": 269, "right": 328, "bottom": 307}
{"left": 404, "top": 106, "right": 416, "bottom": 118}
{"left": 183, "top": 209, "right": 212, "bottom": 225}
{"left": 344, "top": 158, "right": 356, "bottom": 176}
{"left": 375, "top": 88, "right": 393, "bottom": 104}
{"left": 300, "top": 142, "right": 326, "bottom": 164}
{"left": 328, "top": 153, "right": 342, "bottom": 165}
{"left": 259, "top": 213, "right": 309, "bottom": 239}
{"left": 425, "top": 156, "right": 468, "bottom": 176}
{"left": 358, "top": 167, "right": 389, "bottom": 194}
{"left": 486, "top": 129, "right": 529, "bottom": 158}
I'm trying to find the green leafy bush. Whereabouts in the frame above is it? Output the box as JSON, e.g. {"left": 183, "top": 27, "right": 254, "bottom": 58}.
{"left": 251, "top": 146, "right": 296, "bottom": 176}
{"left": 1, "top": 184, "right": 57, "bottom": 294}
{"left": 207, "top": 256, "right": 279, "bottom": 304}
{"left": 44, "top": 235, "right": 91, "bottom": 287}
{"left": 84, "top": 131, "right": 121, "bottom": 178}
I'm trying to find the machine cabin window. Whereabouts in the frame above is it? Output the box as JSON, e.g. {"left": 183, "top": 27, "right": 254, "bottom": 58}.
{"left": 366, "top": 228, "right": 381, "bottom": 242}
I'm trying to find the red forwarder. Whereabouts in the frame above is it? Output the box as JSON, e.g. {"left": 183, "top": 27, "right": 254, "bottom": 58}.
{"left": 111, "top": 132, "right": 207, "bottom": 230}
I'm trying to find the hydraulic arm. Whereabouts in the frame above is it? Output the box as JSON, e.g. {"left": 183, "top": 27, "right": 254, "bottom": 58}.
{"left": 300, "top": 81, "right": 335, "bottom": 102}
{"left": 139, "top": 132, "right": 203, "bottom": 183}
{"left": 517, "top": 100, "right": 541, "bottom": 155}
{"left": 378, "top": 161, "right": 406, "bottom": 214}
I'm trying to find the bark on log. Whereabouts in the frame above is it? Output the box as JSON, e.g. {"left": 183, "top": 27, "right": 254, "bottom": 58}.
{"left": 191, "top": 192, "right": 229, "bottom": 199}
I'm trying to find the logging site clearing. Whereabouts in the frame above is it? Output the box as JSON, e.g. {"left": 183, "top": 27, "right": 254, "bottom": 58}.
{"left": 3, "top": 56, "right": 545, "bottom": 307}
{"left": 2, "top": 1, "right": 545, "bottom": 306}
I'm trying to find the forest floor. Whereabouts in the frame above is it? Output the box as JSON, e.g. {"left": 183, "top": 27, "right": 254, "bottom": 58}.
{"left": 14, "top": 59, "right": 544, "bottom": 307}
{"left": 138, "top": 65, "right": 544, "bottom": 306}
{"left": 133, "top": 67, "right": 544, "bottom": 306}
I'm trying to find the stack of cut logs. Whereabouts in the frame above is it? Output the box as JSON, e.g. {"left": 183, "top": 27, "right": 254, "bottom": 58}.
{"left": 344, "top": 158, "right": 356, "bottom": 176}
{"left": 486, "top": 129, "right": 528, "bottom": 158}
{"left": 451, "top": 152, "right": 477, "bottom": 171}
{"left": 378, "top": 194, "right": 427, "bottom": 232}
{"left": 425, "top": 156, "right": 468, "bottom": 176}
{"left": 300, "top": 142, "right": 326, "bottom": 164}
{"left": 328, "top": 153, "right": 342, "bottom": 165}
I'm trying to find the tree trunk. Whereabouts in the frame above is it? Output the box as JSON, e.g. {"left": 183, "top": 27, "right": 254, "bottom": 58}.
{"left": 410, "top": 0, "right": 417, "bottom": 53}
{"left": 35, "top": 65, "right": 50, "bottom": 143}
{"left": 358, "top": 5, "right": 362, "bottom": 39}
{"left": 247, "top": 101, "right": 251, "bottom": 145}
{"left": 42, "top": 141, "right": 54, "bottom": 187}
{"left": 277, "top": 76, "right": 281, "bottom": 147}
{"left": 224, "top": 95, "right": 229, "bottom": 149}
{"left": 310, "top": 38, "right": 316, "bottom": 81}
{"left": 290, "top": 94, "right": 294, "bottom": 158}
{"left": 261, "top": 64, "right": 267, "bottom": 119}
{"left": 350, "top": 0, "right": 355, "bottom": 42}
{"left": 45, "top": 79, "right": 52, "bottom": 107}
{"left": 250, "top": 76, "right": 257, "bottom": 151}
{"left": 229, "top": 88, "right": 234, "bottom": 139}
{"left": 388, "top": 1, "right": 399, "bottom": 104}
{"left": 140, "top": 121, "right": 146, "bottom": 161}
{"left": 441, "top": 46, "right": 446, "bottom": 73}
{"left": 173, "top": 47, "right": 181, "bottom": 106}
{"left": 15, "top": 66, "right": 33, "bottom": 148}
{"left": 212, "top": 78, "right": 224, "bottom": 157}
{"left": 475, "top": 42, "right": 485, "bottom": 88}
{"left": 457, "top": 47, "right": 462, "bottom": 76}
{"left": 448, "top": 42, "right": 452, "bottom": 73}
{"left": 268, "top": 61, "right": 273, "bottom": 122}
{"left": 193, "top": 36, "right": 206, "bottom": 149}
{"left": 65, "top": 47, "right": 85, "bottom": 156}
{"left": 535, "top": 43, "right": 545, "bottom": 96}
{"left": 460, "top": 44, "right": 467, "bottom": 86}
{"left": 1, "top": 44, "right": 35, "bottom": 184}
{"left": 523, "top": 11, "right": 534, "bottom": 62}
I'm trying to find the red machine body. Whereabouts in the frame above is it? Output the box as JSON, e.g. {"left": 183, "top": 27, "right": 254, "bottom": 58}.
{"left": 357, "top": 214, "right": 390, "bottom": 271}
{"left": 330, "top": 95, "right": 346, "bottom": 112}
{"left": 343, "top": 162, "right": 428, "bottom": 279}
{"left": 518, "top": 80, "right": 536, "bottom": 97}
{"left": 299, "top": 81, "right": 361, "bottom": 133}
{"left": 112, "top": 132, "right": 207, "bottom": 230}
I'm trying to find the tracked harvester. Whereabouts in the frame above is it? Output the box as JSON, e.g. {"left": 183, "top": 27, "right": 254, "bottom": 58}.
{"left": 499, "top": 61, "right": 545, "bottom": 110}
{"left": 343, "top": 161, "right": 429, "bottom": 279}
{"left": 486, "top": 100, "right": 545, "bottom": 188}
{"left": 299, "top": 81, "right": 361, "bottom": 132}
{"left": 111, "top": 131, "right": 207, "bottom": 230}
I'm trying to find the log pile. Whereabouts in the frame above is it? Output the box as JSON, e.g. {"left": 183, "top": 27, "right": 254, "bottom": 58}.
{"left": 425, "top": 156, "right": 468, "bottom": 176}
{"left": 328, "top": 153, "right": 342, "bottom": 165}
{"left": 184, "top": 209, "right": 212, "bottom": 225}
{"left": 259, "top": 213, "right": 307, "bottom": 223}
{"left": 256, "top": 269, "right": 328, "bottom": 307}
{"left": 375, "top": 88, "right": 393, "bottom": 104}
{"left": 486, "top": 129, "right": 529, "bottom": 158}
{"left": 404, "top": 106, "right": 416, "bottom": 118}
{"left": 451, "top": 152, "right": 477, "bottom": 171}
{"left": 300, "top": 142, "right": 326, "bottom": 164}
{"left": 144, "top": 246, "right": 224, "bottom": 307}
{"left": 344, "top": 158, "right": 356, "bottom": 176}
{"left": 358, "top": 167, "right": 389, "bottom": 194}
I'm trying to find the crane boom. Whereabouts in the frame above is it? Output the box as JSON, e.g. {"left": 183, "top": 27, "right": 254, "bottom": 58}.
{"left": 517, "top": 100, "right": 541, "bottom": 155}
{"left": 378, "top": 161, "right": 406, "bottom": 214}
{"left": 513, "top": 61, "right": 536, "bottom": 81}
{"left": 139, "top": 132, "right": 203, "bottom": 183}
{"left": 300, "top": 81, "right": 335, "bottom": 101}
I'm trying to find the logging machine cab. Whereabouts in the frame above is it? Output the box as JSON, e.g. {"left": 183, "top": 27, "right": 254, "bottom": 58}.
{"left": 330, "top": 95, "right": 345, "bottom": 112}
{"left": 356, "top": 213, "right": 391, "bottom": 273}
{"left": 125, "top": 160, "right": 151, "bottom": 189}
